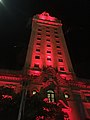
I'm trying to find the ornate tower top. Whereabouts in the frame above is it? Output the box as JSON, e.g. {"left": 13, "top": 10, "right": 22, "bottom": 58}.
{"left": 33, "top": 11, "right": 62, "bottom": 26}
{"left": 38, "top": 11, "right": 56, "bottom": 21}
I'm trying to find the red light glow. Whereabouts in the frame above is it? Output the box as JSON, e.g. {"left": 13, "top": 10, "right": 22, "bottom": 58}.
{"left": 38, "top": 12, "right": 56, "bottom": 21}
{"left": 0, "top": 75, "right": 22, "bottom": 81}
{"left": 28, "top": 70, "right": 41, "bottom": 76}
{"left": 2, "top": 94, "right": 12, "bottom": 99}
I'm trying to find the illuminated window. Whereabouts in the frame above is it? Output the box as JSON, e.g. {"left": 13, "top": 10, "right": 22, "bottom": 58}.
{"left": 32, "top": 90, "right": 37, "bottom": 95}
{"left": 64, "top": 93, "right": 70, "bottom": 99}
{"left": 47, "top": 90, "right": 55, "bottom": 102}
{"left": 36, "top": 49, "right": 40, "bottom": 52}
{"left": 57, "top": 46, "right": 60, "bottom": 48}
{"left": 47, "top": 51, "right": 51, "bottom": 53}
{"left": 47, "top": 45, "right": 51, "bottom": 47}
{"left": 60, "top": 67, "right": 64, "bottom": 71}
{"left": 58, "top": 59, "right": 63, "bottom": 62}
{"left": 65, "top": 94, "right": 69, "bottom": 98}
{"left": 34, "top": 64, "right": 39, "bottom": 68}
{"left": 47, "top": 58, "right": 51, "bottom": 61}
{"left": 35, "top": 56, "right": 40, "bottom": 59}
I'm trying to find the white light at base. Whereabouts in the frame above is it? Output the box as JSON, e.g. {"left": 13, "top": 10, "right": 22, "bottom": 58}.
{"left": 32, "top": 91, "right": 37, "bottom": 95}
{"left": 65, "top": 94, "right": 69, "bottom": 99}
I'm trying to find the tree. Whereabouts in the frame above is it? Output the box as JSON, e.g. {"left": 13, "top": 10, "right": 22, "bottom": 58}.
{"left": 23, "top": 92, "right": 64, "bottom": 120}
{"left": 0, "top": 86, "right": 21, "bottom": 120}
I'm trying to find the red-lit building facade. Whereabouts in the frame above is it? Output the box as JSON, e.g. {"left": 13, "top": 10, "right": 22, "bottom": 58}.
{"left": 0, "top": 12, "right": 90, "bottom": 119}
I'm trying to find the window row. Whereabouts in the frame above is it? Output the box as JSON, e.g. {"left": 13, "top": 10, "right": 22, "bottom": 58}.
{"left": 36, "top": 49, "right": 62, "bottom": 56}
{"left": 34, "top": 64, "right": 65, "bottom": 71}
{"left": 37, "top": 31, "right": 59, "bottom": 38}
{"left": 35, "top": 56, "right": 63, "bottom": 62}
{"left": 38, "top": 25, "right": 58, "bottom": 31}
{"left": 36, "top": 43, "right": 60, "bottom": 48}
{"left": 35, "top": 44, "right": 61, "bottom": 48}
{"left": 36, "top": 49, "right": 51, "bottom": 53}
{"left": 35, "top": 55, "right": 52, "bottom": 61}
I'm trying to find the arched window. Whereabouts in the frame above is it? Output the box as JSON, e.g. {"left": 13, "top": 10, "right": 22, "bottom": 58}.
{"left": 47, "top": 90, "right": 55, "bottom": 102}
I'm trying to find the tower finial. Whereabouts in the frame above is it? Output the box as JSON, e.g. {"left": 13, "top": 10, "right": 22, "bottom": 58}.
{"left": 38, "top": 11, "right": 56, "bottom": 21}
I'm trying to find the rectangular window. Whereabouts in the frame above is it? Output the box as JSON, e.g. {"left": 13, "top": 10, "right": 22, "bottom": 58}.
{"left": 37, "top": 33, "right": 41, "bottom": 35}
{"left": 46, "top": 26, "right": 49, "bottom": 29}
{"left": 34, "top": 64, "right": 39, "bottom": 68}
{"left": 36, "top": 43, "right": 40, "bottom": 45}
{"left": 57, "top": 51, "right": 62, "bottom": 55}
{"left": 35, "top": 56, "right": 40, "bottom": 59}
{"left": 47, "top": 45, "right": 51, "bottom": 47}
{"left": 58, "top": 59, "right": 63, "bottom": 62}
{"left": 57, "top": 46, "right": 60, "bottom": 48}
{"left": 55, "top": 35, "right": 59, "bottom": 38}
{"left": 47, "top": 58, "right": 51, "bottom": 61}
{"left": 46, "top": 30, "right": 50, "bottom": 32}
{"left": 86, "top": 96, "right": 90, "bottom": 102}
{"left": 47, "top": 94, "right": 51, "bottom": 102}
{"left": 51, "top": 94, "right": 54, "bottom": 102}
{"left": 60, "top": 67, "right": 64, "bottom": 71}
{"left": 46, "top": 39, "right": 50, "bottom": 42}
{"left": 36, "top": 49, "right": 40, "bottom": 52}
{"left": 54, "top": 31, "right": 58, "bottom": 34}
{"left": 37, "top": 38, "right": 41, "bottom": 40}
{"left": 47, "top": 51, "right": 51, "bottom": 53}
{"left": 38, "top": 29, "right": 42, "bottom": 31}
{"left": 46, "top": 34, "right": 50, "bottom": 37}
{"left": 56, "top": 41, "right": 59, "bottom": 43}
{"left": 54, "top": 28, "right": 57, "bottom": 30}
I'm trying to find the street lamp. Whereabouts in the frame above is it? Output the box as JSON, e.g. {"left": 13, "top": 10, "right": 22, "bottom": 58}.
{"left": 0, "top": 0, "right": 4, "bottom": 6}
{"left": 0, "top": 0, "right": 2, "bottom": 3}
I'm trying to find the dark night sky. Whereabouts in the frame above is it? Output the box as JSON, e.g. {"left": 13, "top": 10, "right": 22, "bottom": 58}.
{"left": 0, "top": 0, "right": 90, "bottom": 78}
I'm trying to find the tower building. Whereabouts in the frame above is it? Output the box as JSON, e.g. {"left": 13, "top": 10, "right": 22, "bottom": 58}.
{"left": 0, "top": 12, "right": 90, "bottom": 120}
{"left": 25, "top": 12, "right": 74, "bottom": 80}
{"left": 24, "top": 12, "right": 90, "bottom": 120}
